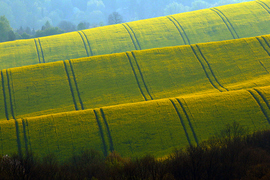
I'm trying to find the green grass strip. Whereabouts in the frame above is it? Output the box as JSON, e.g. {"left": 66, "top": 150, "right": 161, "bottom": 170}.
{"left": 69, "top": 60, "right": 84, "bottom": 110}
{"left": 6, "top": 70, "right": 15, "bottom": 120}
{"left": 168, "top": 16, "right": 190, "bottom": 45}
{"left": 38, "top": 39, "right": 45, "bottom": 63}
{"left": 176, "top": 98, "right": 199, "bottom": 146}
{"left": 100, "top": 108, "right": 114, "bottom": 152}
{"left": 34, "top": 39, "right": 41, "bottom": 63}
{"left": 93, "top": 109, "right": 108, "bottom": 157}
{"left": 210, "top": 8, "right": 238, "bottom": 39}
{"left": 81, "top": 31, "right": 93, "bottom": 56}
{"left": 1, "top": 71, "right": 9, "bottom": 120}
{"left": 126, "top": 52, "right": 147, "bottom": 101}
{"left": 77, "top": 31, "right": 89, "bottom": 57}
{"left": 63, "top": 61, "right": 78, "bottom": 110}
{"left": 248, "top": 90, "right": 270, "bottom": 124}
{"left": 124, "top": 23, "right": 142, "bottom": 50}
{"left": 169, "top": 99, "right": 191, "bottom": 145}
{"left": 257, "top": 0, "right": 270, "bottom": 14}
{"left": 131, "top": 52, "right": 153, "bottom": 100}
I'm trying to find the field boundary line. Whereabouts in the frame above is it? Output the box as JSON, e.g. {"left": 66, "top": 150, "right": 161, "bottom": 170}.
{"left": 6, "top": 70, "right": 15, "bottom": 119}
{"left": 93, "top": 109, "right": 108, "bottom": 156}
{"left": 69, "top": 60, "right": 84, "bottom": 110}
{"left": 210, "top": 8, "right": 239, "bottom": 39}
{"left": 34, "top": 39, "right": 41, "bottom": 63}
{"left": 22, "top": 119, "right": 29, "bottom": 155}
{"left": 131, "top": 52, "right": 153, "bottom": 100}
{"left": 248, "top": 90, "right": 270, "bottom": 124}
{"left": 38, "top": 39, "right": 45, "bottom": 63}
{"left": 100, "top": 108, "right": 114, "bottom": 153}
{"left": 190, "top": 45, "right": 223, "bottom": 92}
{"left": 168, "top": 16, "right": 190, "bottom": 44}
{"left": 126, "top": 52, "right": 148, "bottom": 101}
{"left": 81, "top": 31, "right": 93, "bottom": 56}
{"left": 78, "top": 31, "right": 90, "bottom": 57}
{"left": 1, "top": 71, "right": 9, "bottom": 120}
{"left": 63, "top": 61, "right": 79, "bottom": 110}
{"left": 122, "top": 24, "right": 139, "bottom": 50}
{"left": 176, "top": 98, "right": 199, "bottom": 146}
{"left": 167, "top": 16, "right": 188, "bottom": 45}
{"left": 169, "top": 99, "right": 191, "bottom": 145}
{"left": 257, "top": 1, "right": 270, "bottom": 14}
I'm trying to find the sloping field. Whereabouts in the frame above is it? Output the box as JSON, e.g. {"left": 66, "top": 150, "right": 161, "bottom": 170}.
{"left": 0, "top": 87, "right": 269, "bottom": 161}
{"left": 0, "top": 0, "right": 270, "bottom": 69}
{"left": 1, "top": 34, "right": 270, "bottom": 120}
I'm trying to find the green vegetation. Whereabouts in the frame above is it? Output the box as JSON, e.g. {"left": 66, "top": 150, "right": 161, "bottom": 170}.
{"left": 1, "top": 123, "right": 270, "bottom": 180}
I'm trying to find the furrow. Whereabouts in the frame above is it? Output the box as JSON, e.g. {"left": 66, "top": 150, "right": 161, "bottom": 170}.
{"left": 210, "top": 8, "right": 238, "bottom": 39}
{"left": 167, "top": 16, "right": 187, "bottom": 45}
{"left": 254, "top": 88, "right": 270, "bottom": 110}
{"left": 69, "top": 60, "right": 84, "bottom": 110}
{"left": 1, "top": 71, "right": 9, "bottom": 120}
{"left": 93, "top": 109, "right": 108, "bottom": 156}
{"left": 22, "top": 119, "right": 29, "bottom": 155}
{"left": 14, "top": 120, "right": 22, "bottom": 158}
{"left": 6, "top": 70, "right": 15, "bottom": 120}
{"left": 176, "top": 98, "right": 199, "bottom": 146}
{"left": 196, "top": 44, "right": 228, "bottom": 91}
{"left": 169, "top": 16, "right": 190, "bottom": 44}
{"left": 63, "top": 61, "right": 79, "bottom": 110}
{"left": 126, "top": 52, "right": 148, "bottom": 101}
{"left": 257, "top": 1, "right": 270, "bottom": 14}
{"left": 169, "top": 99, "right": 191, "bottom": 145}
{"left": 34, "top": 39, "right": 41, "bottom": 63}
{"left": 122, "top": 24, "right": 139, "bottom": 50}
{"left": 248, "top": 90, "right": 270, "bottom": 124}
{"left": 190, "top": 45, "right": 222, "bottom": 92}
{"left": 256, "top": 37, "right": 270, "bottom": 56}
{"left": 131, "top": 52, "right": 153, "bottom": 100}
{"left": 77, "top": 31, "right": 90, "bottom": 57}
{"left": 124, "top": 23, "right": 142, "bottom": 50}
{"left": 81, "top": 31, "right": 93, "bottom": 56}
{"left": 100, "top": 108, "right": 114, "bottom": 153}
{"left": 38, "top": 39, "right": 45, "bottom": 63}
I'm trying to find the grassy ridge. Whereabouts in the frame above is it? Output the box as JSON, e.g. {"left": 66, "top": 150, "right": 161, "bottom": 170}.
{"left": 1, "top": 1, "right": 270, "bottom": 70}
{"left": 1, "top": 87, "right": 269, "bottom": 161}
{"left": 1, "top": 34, "right": 270, "bottom": 120}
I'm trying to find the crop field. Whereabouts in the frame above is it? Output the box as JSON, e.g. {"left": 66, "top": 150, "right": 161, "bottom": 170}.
{"left": 0, "top": 0, "right": 270, "bottom": 161}
{"left": 0, "top": 1, "right": 270, "bottom": 70}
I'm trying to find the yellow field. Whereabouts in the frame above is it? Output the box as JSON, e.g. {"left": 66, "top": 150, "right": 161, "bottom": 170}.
{"left": 0, "top": 1, "right": 270, "bottom": 70}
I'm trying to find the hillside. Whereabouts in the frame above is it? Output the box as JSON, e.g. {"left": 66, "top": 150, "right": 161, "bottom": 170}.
{"left": 0, "top": 0, "right": 270, "bottom": 161}
{"left": 0, "top": 0, "right": 270, "bottom": 70}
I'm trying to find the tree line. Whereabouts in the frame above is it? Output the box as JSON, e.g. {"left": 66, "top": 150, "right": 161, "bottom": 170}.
{"left": 1, "top": 121, "right": 270, "bottom": 179}
{"left": 0, "top": 12, "right": 123, "bottom": 42}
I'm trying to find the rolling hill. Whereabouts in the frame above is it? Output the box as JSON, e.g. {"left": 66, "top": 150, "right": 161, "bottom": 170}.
{"left": 0, "top": 0, "right": 270, "bottom": 161}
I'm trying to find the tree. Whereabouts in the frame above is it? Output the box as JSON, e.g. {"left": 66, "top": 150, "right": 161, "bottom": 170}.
{"left": 35, "top": 27, "right": 64, "bottom": 37}
{"left": 77, "top": 22, "right": 90, "bottom": 30}
{"left": 58, "top": 20, "right": 76, "bottom": 32}
{"left": 108, "top": 12, "right": 123, "bottom": 25}
{"left": 0, "top": 15, "right": 15, "bottom": 42}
